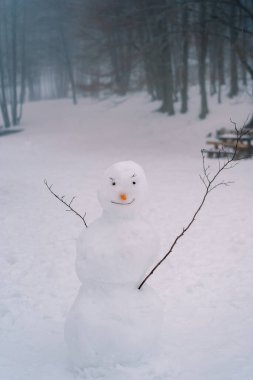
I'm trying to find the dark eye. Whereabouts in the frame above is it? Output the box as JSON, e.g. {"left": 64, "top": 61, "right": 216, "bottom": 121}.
{"left": 132, "top": 181, "right": 136, "bottom": 185}
{"left": 112, "top": 182, "right": 116, "bottom": 186}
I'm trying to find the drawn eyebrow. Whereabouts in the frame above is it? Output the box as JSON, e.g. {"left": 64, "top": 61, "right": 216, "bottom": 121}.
{"left": 109, "top": 177, "right": 115, "bottom": 181}
{"left": 131, "top": 173, "right": 136, "bottom": 177}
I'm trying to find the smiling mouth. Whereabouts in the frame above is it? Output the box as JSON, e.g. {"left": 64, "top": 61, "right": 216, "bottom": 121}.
{"left": 111, "top": 198, "right": 135, "bottom": 206}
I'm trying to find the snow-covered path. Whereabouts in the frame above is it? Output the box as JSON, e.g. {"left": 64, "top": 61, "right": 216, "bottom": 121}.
{"left": 0, "top": 93, "right": 253, "bottom": 379}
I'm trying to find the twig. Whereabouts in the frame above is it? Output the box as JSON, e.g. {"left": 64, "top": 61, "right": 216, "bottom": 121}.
{"left": 44, "top": 179, "right": 88, "bottom": 228}
{"left": 138, "top": 123, "right": 251, "bottom": 290}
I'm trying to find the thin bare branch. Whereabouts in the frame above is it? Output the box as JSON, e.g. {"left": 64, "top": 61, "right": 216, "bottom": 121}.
{"left": 138, "top": 122, "right": 252, "bottom": 290}
{"left": 44, "top": 179, "right": 88, "bottom": 228}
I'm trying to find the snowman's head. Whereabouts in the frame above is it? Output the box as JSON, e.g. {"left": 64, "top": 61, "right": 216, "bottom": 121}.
{"left": 98, "top": 161, "right": 148, "bottom": 218}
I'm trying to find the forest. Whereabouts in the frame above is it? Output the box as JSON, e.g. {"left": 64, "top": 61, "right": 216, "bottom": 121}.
{"left": 0, "top": 0, "right": 253, "bottom": 128}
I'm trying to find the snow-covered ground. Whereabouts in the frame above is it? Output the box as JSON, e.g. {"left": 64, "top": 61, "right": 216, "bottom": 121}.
{"left": 0, "top": 91, "right": 253, "bottom": 380}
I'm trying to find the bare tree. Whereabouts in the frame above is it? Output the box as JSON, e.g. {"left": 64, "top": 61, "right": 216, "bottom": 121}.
{"left": 138, "top": 124, "right": 249, "bottom": 290}
{"left": 228, "top": 3, "right": 239, "bottom": 98}
{"left": 0, "top": 0, "right": 27, "bottom": 127}
{"left": 0, "top": 0, "right": 252, "bottom": 124}
{"left": 196, "top": 1, "right": 209, "bottom": 119}
{"left": 57, "top": 0, "right": 77, "bottom": 104}
{"left": 180, "top": 3, "right": 189, "bottom": 113}
{"left": 0, "top": 3, "right": 11, "bottom": 128}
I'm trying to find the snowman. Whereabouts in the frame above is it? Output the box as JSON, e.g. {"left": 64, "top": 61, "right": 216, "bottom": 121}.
{"left": 64, "top": 161, "right": 164, "bottom": 370}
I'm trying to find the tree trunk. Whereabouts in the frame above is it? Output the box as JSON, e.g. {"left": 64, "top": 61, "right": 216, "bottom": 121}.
{"left": 228, "top": 3, "right": 239, "bottom": 98}
{"left": 18, "top": 0, "right": 27, "bottom": 123}
{"left": 209, "top": 36, "right": 217, "bottom": 96}
{"left": 140, "top": 1, "right": 158, "bottom": 99}
{"left": 157, "top": 5, "right": 174, "bottom": 115}
{"left": 10, "top": 0, "right": 18, "bottom": 125}
{"left": 217, "top": 36, "right": 225, "bottom": 104}
{"left": 58, "top": 1, "right": 77, "bottom": 104}
{"left": 0, "top": 52, "right": 11, "bottom": 127}
{"left": 180, "top": 5, "right": 189, "bottom": 114}
{"left": 197, "top": 2, "right": 208, "bottom": 119}
{"left": 0, "top": 1, "right": 11, "bottom": 127}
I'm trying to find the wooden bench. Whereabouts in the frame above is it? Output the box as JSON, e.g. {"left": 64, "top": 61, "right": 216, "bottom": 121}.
{"left": 204, "top": 139, "right": 251, "bottom": 159}
{"left": 205, "top": 126, "right": 253, "bottom": 160}
{"left": 205, "top": 141, "right": 230, "bottom": 158}
{"left": 206, "top": 140, "right": 247, "bottom": 149}
{"left": 204, "top": 140, "right": 248, "bottom": 159}
{"left": 206, "top": 140, "right": 224, "bottom": 149}
{"left": 203, "top": 149, "right": 234, "bottom": 159}
{"left": 222, "top": 141, "right": 249, "bottom": 150}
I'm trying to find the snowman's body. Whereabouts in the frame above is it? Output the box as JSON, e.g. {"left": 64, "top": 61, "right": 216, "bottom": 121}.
{"left": 65, "top": 162, "right": 163, "bottom": 369}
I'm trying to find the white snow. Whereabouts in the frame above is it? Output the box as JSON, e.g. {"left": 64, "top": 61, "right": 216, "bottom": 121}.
{"left": 65, "top": 161, "right": 163, "bottom": 370}
{"left": 97, "top": 160, "right": 148, "bottom": 218}
{"left": 0, "top": 90, "right": 253, "bottom": 379}
{"left": 75, "top": 160, "right": 158, "bottom": 285}
{"left": 65, "top": 284, "right": 163, "bottom": 372}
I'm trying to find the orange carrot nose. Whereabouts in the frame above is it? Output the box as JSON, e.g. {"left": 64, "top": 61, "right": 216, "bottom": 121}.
{"left": 120, "top": 193, "right": 127, "bottom": 201}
